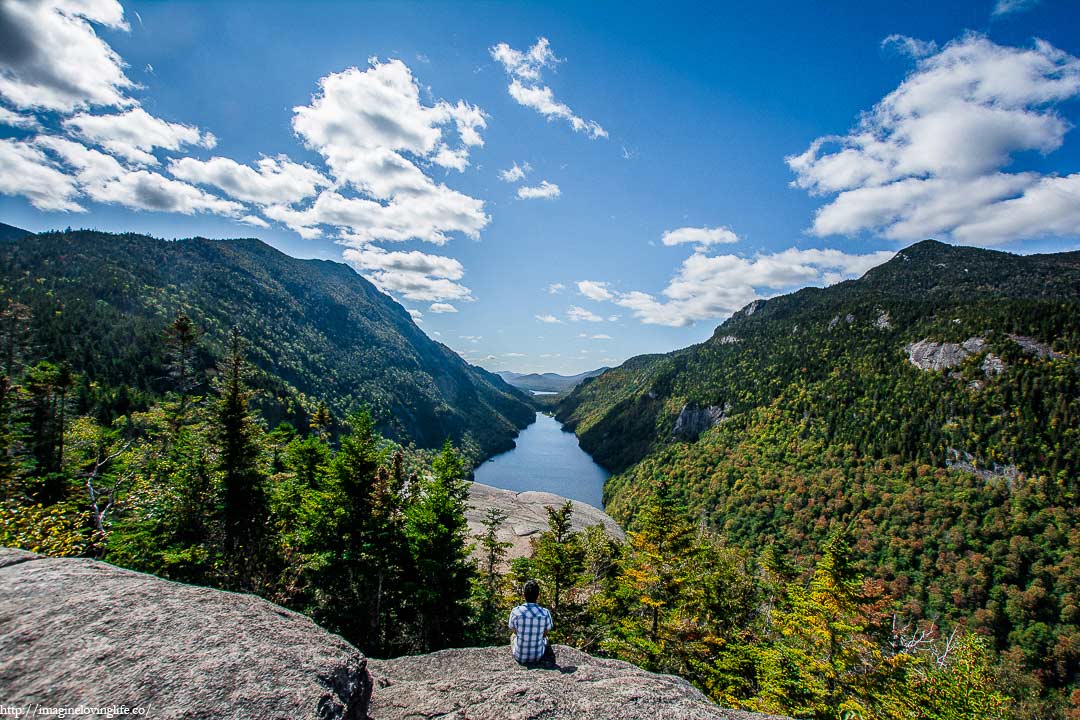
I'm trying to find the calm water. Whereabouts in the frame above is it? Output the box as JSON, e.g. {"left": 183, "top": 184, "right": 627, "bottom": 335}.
{"left": 473, "top": 412, "right": 609, "bottom": 508}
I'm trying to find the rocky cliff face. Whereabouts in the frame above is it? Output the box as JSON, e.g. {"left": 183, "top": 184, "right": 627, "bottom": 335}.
{"left": 672, "top": 403, "right": 731, "bottom": 440}
{"left": 1, "top": 548, "right": 786, "bottom": 720}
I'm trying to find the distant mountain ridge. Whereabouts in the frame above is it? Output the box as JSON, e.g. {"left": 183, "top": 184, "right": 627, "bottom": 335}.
{"left": 498, "top": 367, "right": 608, "bottom": 393}
{"left": 0, "top": 227, "right": 533, "bottom": 461}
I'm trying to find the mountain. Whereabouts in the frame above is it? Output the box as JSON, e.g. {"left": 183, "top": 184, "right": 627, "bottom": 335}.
{"left": 0, "top": 222, "right": 31, "bottom": 242}
{"left": 0, "top": 228, "right": 533, "bottom": 461}
{"left": 498, "top": 367, "right": 609, "bottom": 393}
{"left": 556, "top": 239, "right": 1080, "bottom": 693}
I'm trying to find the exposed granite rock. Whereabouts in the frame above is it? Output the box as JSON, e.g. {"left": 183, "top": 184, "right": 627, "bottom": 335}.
{"left": 369, "top": 645, "right": 788, "bottom": 720}
{"left": 982, "top": 353, "right": 1006, "bottom": 376}
{"left": 875, "top": 309, "right": 892, "bottom": 330}
{"left": 466, "top": 483, "right": 624, "bottom": 561}
{"left": 905, "top": 337, "right": 986, "bottom": 371}
{"left": 1008, "top": 334, "right": 1064, "bottom": 359}
{"left": 0, "top": 548, "right": 372, "bottom": 719}
{"left": 672, "top": 402, "right": 730, "bottom": 440}
{"left": 946, "top": 448, "right": 1020, "bottom": 487}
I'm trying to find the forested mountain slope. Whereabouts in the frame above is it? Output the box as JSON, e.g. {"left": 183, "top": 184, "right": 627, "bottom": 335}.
{"left": 557, "top": 239, "right": 1080, "bottom": 696}
{"left": 0, "top": 227, "right": 533, "bottom": 460}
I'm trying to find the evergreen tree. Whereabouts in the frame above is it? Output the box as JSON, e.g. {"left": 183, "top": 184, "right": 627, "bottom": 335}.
{"left": 471, "top": 506, "right": 512, "bottom": 644}
{"left": 215, "top": 327, "right": 270, "bottom": 589}
{"left": 405, "top": 440, "right": 474, "bottom": 652}
{"left": 531, "top": 501, "right": 586, "bottom": 629}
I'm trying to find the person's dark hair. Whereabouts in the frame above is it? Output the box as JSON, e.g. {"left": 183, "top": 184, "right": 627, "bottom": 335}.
{"left": 523, "top": 579, "right": 540, "bottom": 603}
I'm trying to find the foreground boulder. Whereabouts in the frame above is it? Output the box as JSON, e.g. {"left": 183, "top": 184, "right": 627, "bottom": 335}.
{"left": 0, "top": 548, "right": 371, "bottom": 719}
{"left": 369, "top": 645, "right": 787, "bottom": 720}
{"left": 466, "top": 482, "right": 624, "bottom": 560}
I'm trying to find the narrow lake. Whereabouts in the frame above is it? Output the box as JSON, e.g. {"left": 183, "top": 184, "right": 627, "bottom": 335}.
{"left": 472, "top": 412, "right": 609, "bottom": 508}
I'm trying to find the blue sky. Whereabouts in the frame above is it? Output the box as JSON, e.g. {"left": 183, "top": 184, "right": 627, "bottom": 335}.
{"left": 2, "top": 0, "right": 1079, "bottom": 374}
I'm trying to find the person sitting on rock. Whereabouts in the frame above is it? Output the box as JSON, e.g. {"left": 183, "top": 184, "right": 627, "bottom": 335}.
{"left": 508, "top": 579, "right": 554, "bottom": 665}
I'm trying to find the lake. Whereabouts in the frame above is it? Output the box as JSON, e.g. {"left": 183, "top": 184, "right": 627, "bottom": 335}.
{"left": 472, "top": 412, "right": 609, "bottom": 508}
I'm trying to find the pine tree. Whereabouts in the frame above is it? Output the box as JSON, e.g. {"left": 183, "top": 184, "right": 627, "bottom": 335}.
{"left": 405, "top": 440, "right": 474, "bottom": 652}
{"left": 531, "top": 501, "right": 586, "bottom": 627}
{"left": 471, "top": 506, "right": 512, "bottom": 644}
{"left": 215, "top": 327, "right": 269, "bottom": 589}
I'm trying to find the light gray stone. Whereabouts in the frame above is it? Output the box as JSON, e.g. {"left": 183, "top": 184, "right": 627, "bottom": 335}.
{"left": 369, "top": 645, "right": 789, "bottom": 720}
{"left": 0, "top": 549, "right": 372, "bottom": 720}
{"left": 467, "top": 483, "right": 624, "bottom": 561}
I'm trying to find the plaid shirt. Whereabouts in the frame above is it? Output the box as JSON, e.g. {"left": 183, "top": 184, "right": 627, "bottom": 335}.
{"left": 508, "top": 602, "right": 553, "bottom": 662}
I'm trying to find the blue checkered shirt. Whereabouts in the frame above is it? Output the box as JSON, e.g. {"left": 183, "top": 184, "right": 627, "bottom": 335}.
{"left": 509, "top": 602, "right": 552, "bottom": 662}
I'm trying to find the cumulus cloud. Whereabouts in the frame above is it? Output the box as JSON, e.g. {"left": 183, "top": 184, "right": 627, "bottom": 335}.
{"left": 788, "top": 35, "right": 1080, "bottom": 245}
{"left": 341, "top": 244, "right": 472, "bottom": 303}
{"left": 0, "top": 0, "right": 135, "bottom": 112}
{"left": 429, "top": 302, "right": 458, "bottom": 313}
{"left": 589, "top": 334, "right": 612, "bottom": 340}
{"left": 517, "top": 180, "right": 561, "bottom": 200}
{"left": 546, "top": 282, "right": 565, "bottom": 294}
{"left": 498, "top": 161, "right": 531, "bottom": 182}
{"left": 535, "top": 314, "right": 562, "bottom": 324}
{"left": 293, "top": 59, "right": 486, "bottom": 194}
{"left": 64, "top": 108, "right": 214, "bottom": 165}
{"left": 36, "top": 137, "right": 245, "bottom": 217}
{"left": 661, "top": 225, "right": 740, "bottom": 248}
{"left": 577, "top": 280, "right": 613, "bottom": 301}
{"left": 0, "top": 138, "right": 83, "bottom": 211}
{"left": 567, "top": 305, "right": 603, "bottom": 322}
{"left": 583, "top": 247, "right": 895, "bottom": 327}
{"left": 169, "top": 155, "right": 330, "bottom": 205}
{"left": 0, "top": 106, "right": 38, "bottom": 128}
{"left": 490, "top": 38, "right": 606, "bottom": 139}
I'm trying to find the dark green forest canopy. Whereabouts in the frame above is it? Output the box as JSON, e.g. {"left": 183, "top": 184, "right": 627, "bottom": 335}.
{"left": 0, "top": 227, "right": 533, "bottom": 462}
{"left": 557, "top": 239, "right": 1080, "bottom": 694}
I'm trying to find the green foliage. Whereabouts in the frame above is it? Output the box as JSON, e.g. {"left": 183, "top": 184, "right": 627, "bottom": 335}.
{"left": 557, "top": 240, "right": 1080, "bottom": 710}
{"left": 0, "top": 228, "right": 533, "bottom": 462}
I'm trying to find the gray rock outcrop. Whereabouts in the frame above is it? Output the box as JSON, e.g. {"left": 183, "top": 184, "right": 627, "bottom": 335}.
{"left": 369, "top": 645, "right": 788, "bottom": 720}
{"left": 672, "top": 403, "right": 730, "bottom": 440}
{"left": 467, "top": 482, "right": 624, "bottom": 560}
{"left": 905, "top": 337, "right": 986, "bottom": 371}
{"left": 0, "top": 548, "right": 372, "bottom": 719}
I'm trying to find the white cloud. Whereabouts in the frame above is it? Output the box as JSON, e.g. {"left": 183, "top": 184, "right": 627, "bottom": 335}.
{"left": 64, "top": 108, "right": 213, "bottom": 165}
{"left": 587, "top": 247, "right": 895, "bottom": 327}
{"left": 661, "top": 225, "right": 740, "bottom": 248}
{"left": 341, "top": 244, "right": 471, "bottom": 304}
{"left": 517, "top": 180, "right": 561, "bottom": 200}
{"left": 498, "top": 161, "right": 531, "bottom": 182}
{"left": 589, "top": 334, "right": 612, "bottom": 340}
{"left": 992, "top": 0, "right": 1040, "bottom": 17}
{"left": 0, "top": 0, "right": 135, "bottom": 112}
{"left": 490, "top": 37, "right": 559, "bottom": 82}
{"left": 789, "top": 35, "right": 1080, "bottom": 245}
{"left": 239, "top": 214, "right": 269, "bottom": 228}
{"left": 504, "top": 352, "right": 526, "bottom": 358}
{"left": 0, "top": 106, "right": 38, "bottom": 128}
{"left": 0, "top": 138, "right": 83, "bottom": 211}
{"left": 535, "top": 314, "right": 562, "bottom": 324}
{"left": 407, "top": 308, "right": 423, "bottom": 321}
{"left": 567, "top": 305, "right": 603, "bottom": 322}
{"left": 37, "top": 137, "right": 245, "bottom": 217}
{"left": 490, "top": 38, "right": 606, "bottom": 139}
{"left": 577, "top": 280, "right": 613, "bottom": 301}
{"left": 881, "top": 35, "right": 938, "bottom": 59}
{"left": 281, "top": 59, "right": 489, "bottom": 244}
{"left": 292, "top": 59, "right": 486, "bottom": 196}
{"left": 169, "top": 155, "right": 330, "bottom": 205}
{"left": 429, "top": 302, "right": 458, "bottom": 313}
{"left": 546, "top": 282, "right": 565, "bottom": 294}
